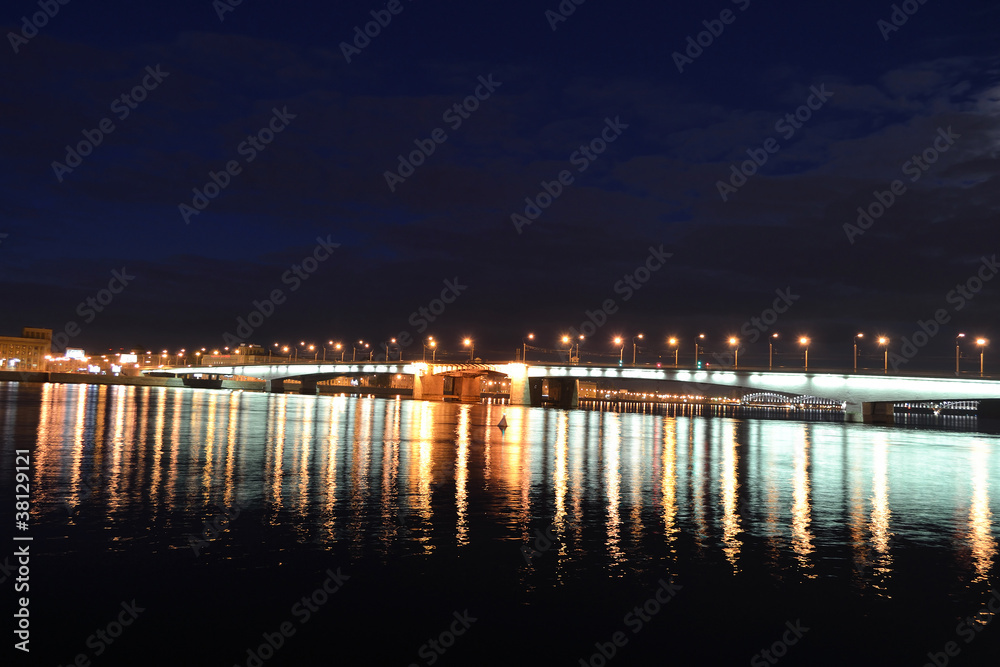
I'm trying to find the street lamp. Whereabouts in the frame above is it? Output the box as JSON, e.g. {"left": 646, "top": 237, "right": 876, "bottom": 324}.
{"left": 562, "top": 335, "right": 572, "bottom": 361}
{"left": 769, "top": 333, "right": 778, "bottom": 370}
{"left": 353, "top": 340, "right": 369, "bottom": 362}
{"left": 632, "top": 333, "right": 644, "bottom": 366}
{"left": 668, "top": 337, "right": 679, "bottom": 367}
{"left": 878, "top": 337, "right": 889, "bottom": 374}
{"left": 978, "top": 338, "right": 988, "bottom": 377}
{"left": 854, "top": 333, "right": 864, "bottom": 373}
{"left": 522, "top": 333, "right": 535, "bottom": 362}
{"left": 614, "top": 337, "right": 624, "bottom": 365}
{"left": 956, "top": 333, "right": 965, "bottom": 375}
{"left": 428, "top": 339, "right": 437, "bottom": 362}
{"left": 463, "top": 338, "right": 474, "bottom": 361}
{"left": 799, "top": 337, "right": 810, "bottom": 371}
{"left": 694, "top": 333, "right": 705, "bottom": 368}
{"left": 309, "top": 344, "right": 317, "bottom": 360}
{"left": 333, "top": 342, "right": 344, "bottom": 362}
{"left": 728, "top": 337, "right": 739, "bottom": 369}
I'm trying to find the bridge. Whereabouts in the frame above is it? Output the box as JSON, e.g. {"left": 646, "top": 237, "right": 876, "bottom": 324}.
{"left": 143, "top": 360, "right": 1000, "bottom": 424}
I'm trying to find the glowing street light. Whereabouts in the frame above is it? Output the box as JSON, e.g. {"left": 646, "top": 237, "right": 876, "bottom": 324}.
{"left": 463, "top": 337, "right": 474, "bottom": 361}
{"left": 353, "top": 340, "right": 369, "bottom": 362}
{"left": 878, "top": 336, "right": 889, "bottom": 374}
{"left": 728, "top": 336, "right": 739, "bottom": 369}
{"left": 632, "top": 333, "right": 644, "bottom": 366}
{"left": 854, "top": 333, "right": 864, "bottom": 373}
{"left": 769, "top": 333, "right": 778, "bottom": 370}
{"left": 423, "top": 337, "right": 437, "bottom": 362}
{"left": 978, "top": 338, "right": 988, "bottom": 376}
{"left": 694, "top": 333, "right": 705, "bottom": 368}
{"left": 668, "top": 337, "right": 678, "bottom": 367}
{"left": 956, "top": 333, "right": 965, "bottom": 375}
{"left": 522, "top": 333, "right": 535, "bottom": 362}
{"left": 799, "top": 337, "right": 810, "bottom": 371}
{"left": 614, "top": 337, "right": 624, "bottom": 365}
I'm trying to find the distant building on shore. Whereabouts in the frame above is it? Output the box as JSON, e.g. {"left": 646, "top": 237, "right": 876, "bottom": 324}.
{"left": 0, "top": 327, "right": 52, "bottom": 371}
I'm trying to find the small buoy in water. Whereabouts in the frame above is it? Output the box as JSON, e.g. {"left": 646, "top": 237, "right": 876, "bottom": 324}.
{"left": 497, "top": 414, "right": 507, "bottom": 431}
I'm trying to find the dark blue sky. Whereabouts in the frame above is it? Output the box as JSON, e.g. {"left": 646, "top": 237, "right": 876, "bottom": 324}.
{"left": 2, "top": 0, "right": 999, "bottom": 367}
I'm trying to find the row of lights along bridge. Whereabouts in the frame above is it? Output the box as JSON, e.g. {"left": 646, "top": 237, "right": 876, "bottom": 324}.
{"left": 154, "top": 333, "right": 990, "bottom": 376}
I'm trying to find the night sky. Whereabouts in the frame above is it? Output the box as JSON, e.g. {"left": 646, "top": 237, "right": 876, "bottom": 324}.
{"left": 2, "top": 0, "right": 999, "bottom": 368}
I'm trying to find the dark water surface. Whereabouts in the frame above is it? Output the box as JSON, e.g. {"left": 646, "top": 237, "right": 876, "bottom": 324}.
{"left": 2, "top": 382, "right": 999, "bottom": 666}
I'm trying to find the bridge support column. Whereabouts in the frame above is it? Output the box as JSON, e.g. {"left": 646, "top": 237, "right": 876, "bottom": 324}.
{"left": 978, "top": 399, "right": 1000, "bottom": 428}
{"left": 299, "top": 378, "right": 317, "bottom": 395}
{"left": 844, "top": 402, "right": 863, "bottom": 423}
{"left": 863, "top": 401, "right": 894, "bottom": 425}
{"left": 550, "top": 378, "right": 579, "bottom": 409}
{"left": 265, "top": 379, "right": 284, "bottom": 393}
{"left": 412, "top": 374, "right": 444, "bottom": 401}
{"left": 454, "top": 377, "right": 482, "bottom": 403}
{"left": 509, "top": 373, "right": 530, "bottom": 406}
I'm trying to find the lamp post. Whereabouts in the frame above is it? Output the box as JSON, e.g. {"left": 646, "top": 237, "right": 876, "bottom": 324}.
{"left": 728, "top": 337, "right": 739, "bottom": 369}
{"left": 353, "top": 340, "right": 368, "bottom": 362}
{"left": 694, "top": 333, "right": 705, "bottom": 368}
{"left": 334, "top": 342, "right": 344, "bottom": 362}
{"left": 668, "top": 337, "right": 678, "bottom": 367}
{"left": 854, "top": 333, "right": 864, "bottom": 373}
{"left": 522, "top": 333, "right": 534, "bottom": 362}
{"left": 614, "top": 337, "right": 624, "bottom": 365}
{"left": 562, "top": 335, "right": 572, "bottom": 362}
{"left": 956, "top": 333, "right": 965, "bottom": 375}
{"left": 385, "top": 338, "right": 399, "bottom": 361}
{"left": 463, "top": 338, "right": 474, "bottom": 361}
{"left": 308, "top": 344, "right": 317, "bottom": 361}
{"left": 799, "top": 337, "right": 810, "bottom": 371}
{"left": 632, "top": 333, "right": 644, "bottom": 366}
{"left": 978, "top": 338, "right": 987, "bottom": 377}
{"left": 769, "top": 333, "right": 778, "bottom": 370}
{"left": 429, "top": 339, "right": 437, "bottom": 362}
{"left": 878, "top": 337, "right": 889, "bottom": 374}
{"left": 423, "top": 337, "right": 436, "bottom": 362}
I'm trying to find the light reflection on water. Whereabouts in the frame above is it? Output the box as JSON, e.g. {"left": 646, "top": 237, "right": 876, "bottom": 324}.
{"left": 6, "top": 382, "right": 1000, "bottom": 598}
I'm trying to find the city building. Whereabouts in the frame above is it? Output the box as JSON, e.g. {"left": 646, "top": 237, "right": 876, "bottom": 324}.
{"left": 0, "top": 327, "right": 52, "bottom": 371}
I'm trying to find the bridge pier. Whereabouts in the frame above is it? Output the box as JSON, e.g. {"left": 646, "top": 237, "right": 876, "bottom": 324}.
{"left": 265, "top": 379, "right": 284, "bottom": 393}
{"left": 412, "top": 373, "right": 445, "bottom": 401}
{"left": 299, "top": 378, "right": 317, "bottom": 395}
{"left": 548, "top": 378, "right": 579, "bottom": 409}
{"left": 863, "top": 401, "right": 895, "bottom": 425}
